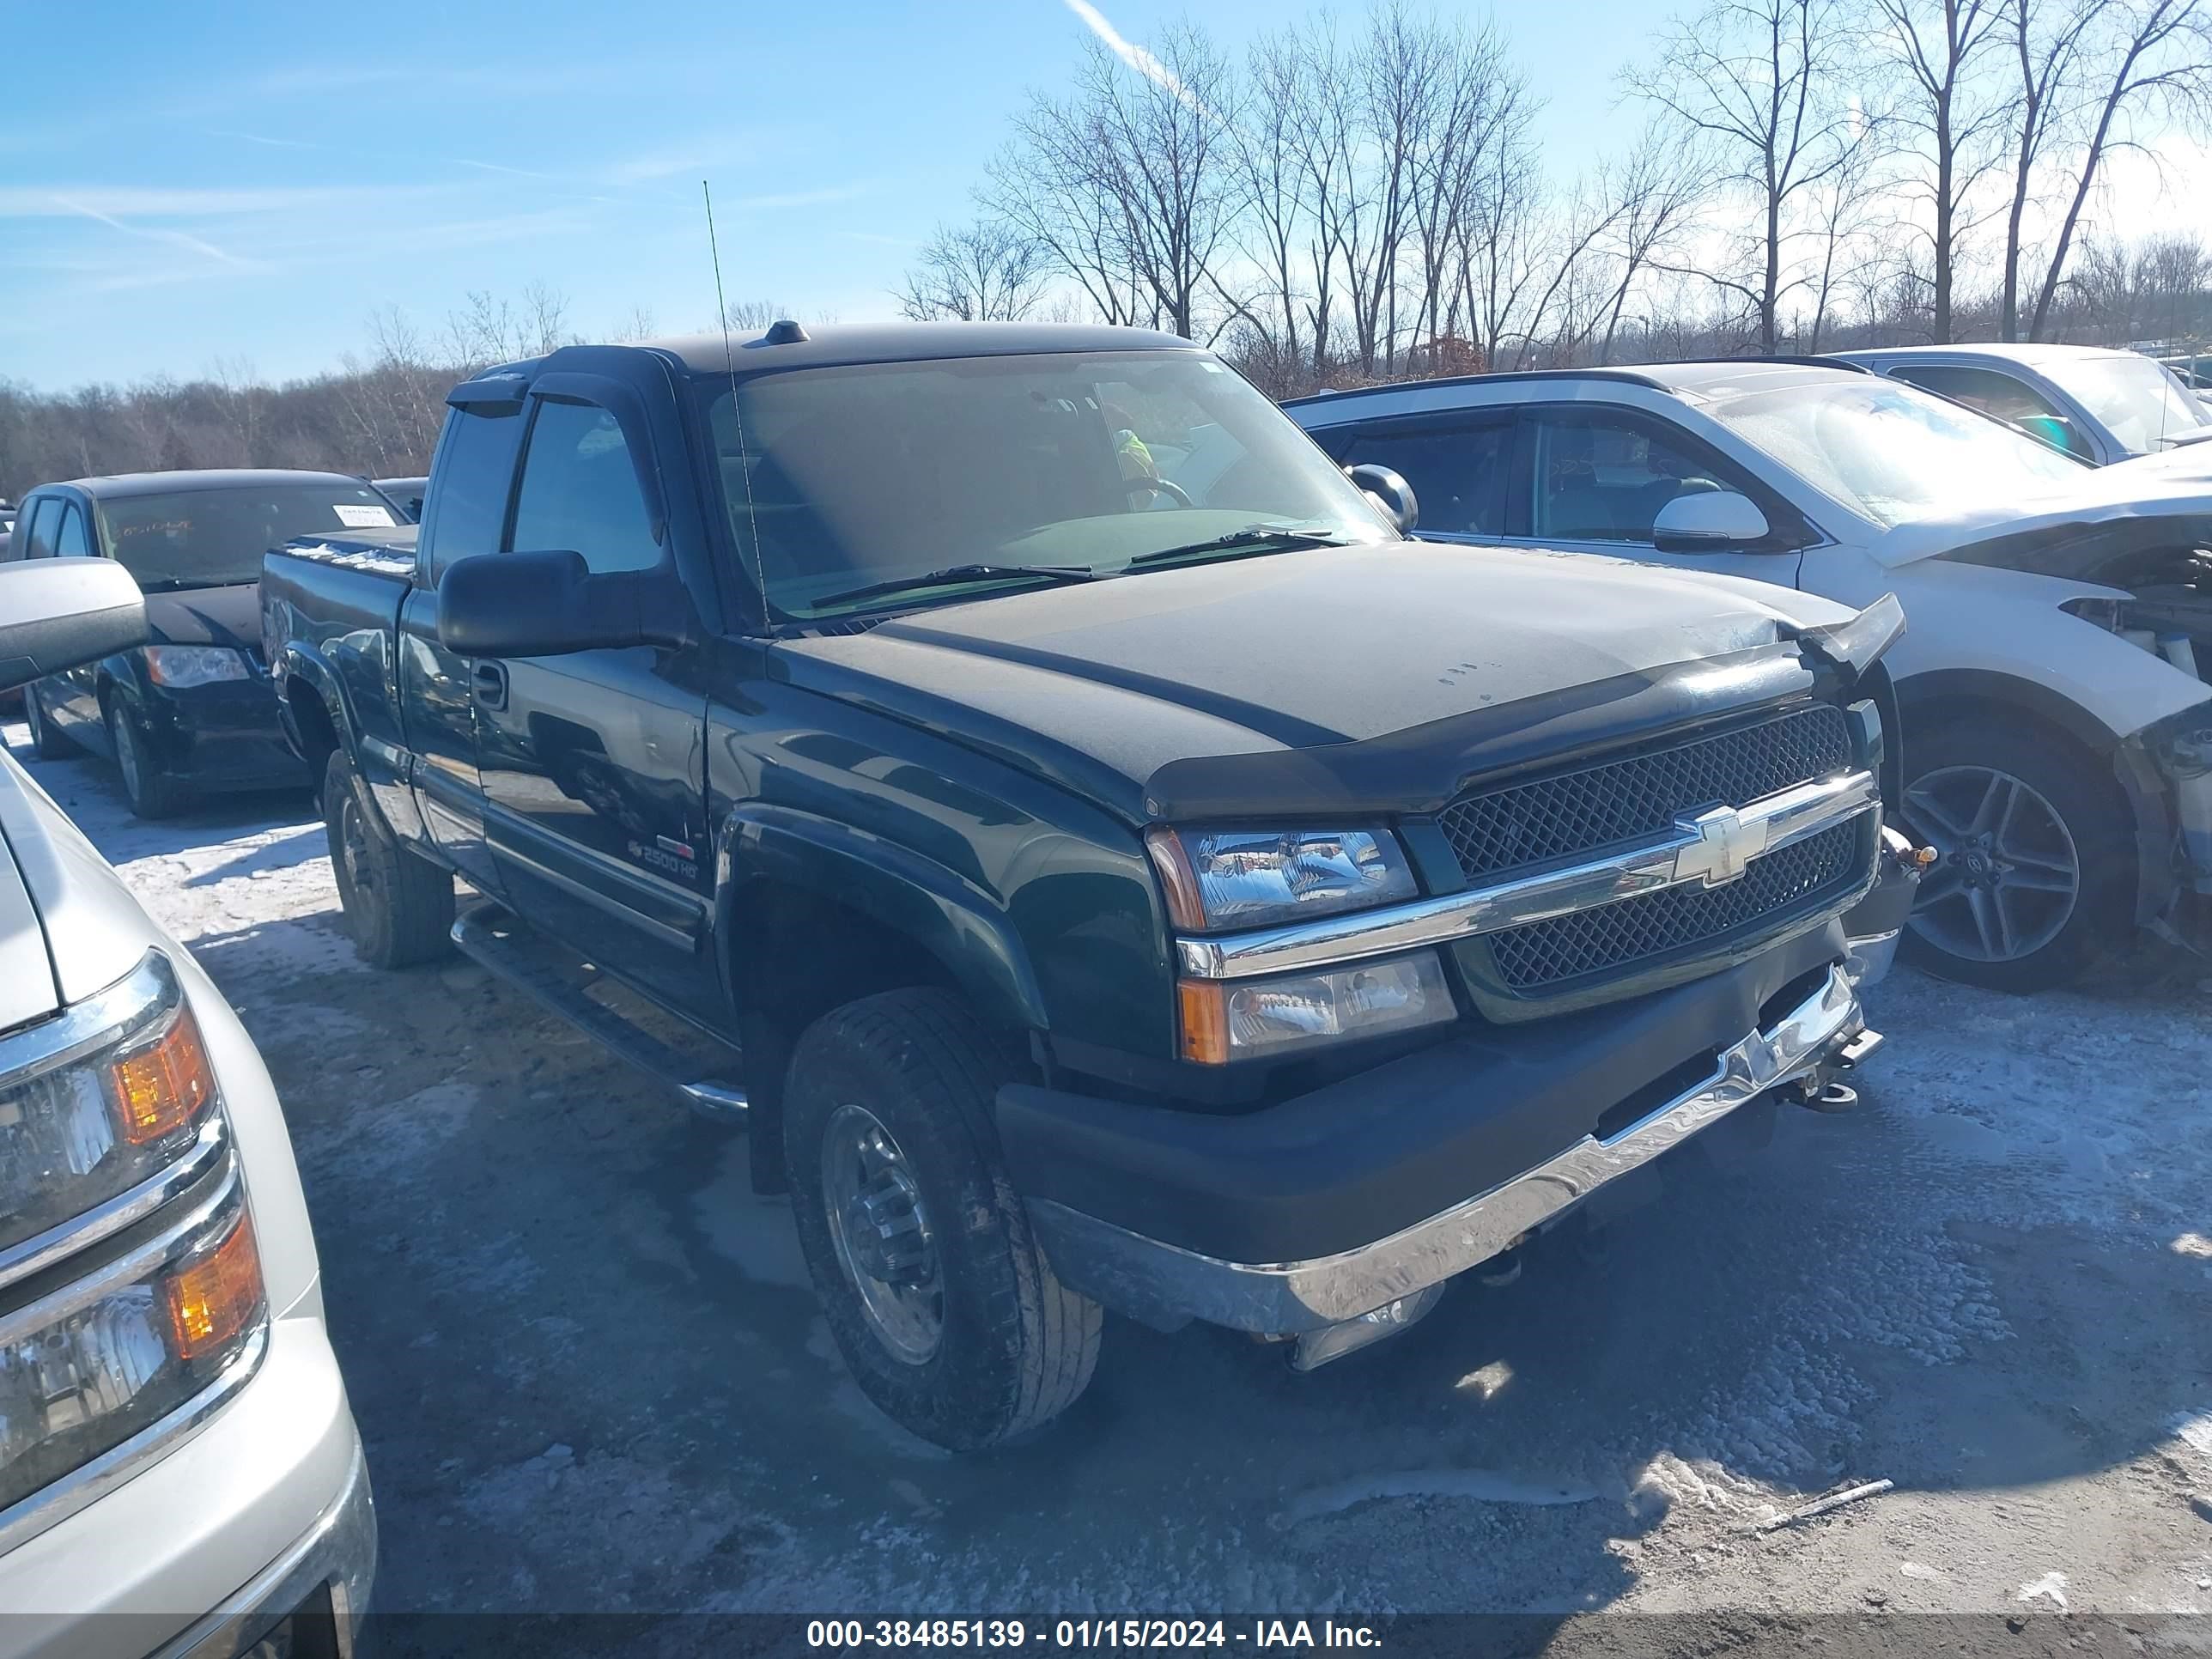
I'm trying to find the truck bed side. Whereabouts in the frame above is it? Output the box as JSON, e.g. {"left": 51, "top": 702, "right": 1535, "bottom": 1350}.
{"left": 263, "top": 530, "right": 420, "bottom": 826}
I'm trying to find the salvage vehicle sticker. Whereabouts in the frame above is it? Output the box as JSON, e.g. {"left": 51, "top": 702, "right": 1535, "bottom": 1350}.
{"left": 334, "top": 504, "right": 396, "bottom": 527}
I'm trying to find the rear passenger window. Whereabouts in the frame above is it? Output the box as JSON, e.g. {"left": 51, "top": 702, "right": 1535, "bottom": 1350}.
{"left": 420, "top": 407, "right": 523, "bottom": 580}
{"left": 52, "top": 504, "right": 92, "bottom": 559}
{"left": 508, "top": 399, "right": 662, "bottom": 574}
{"left": 1339, "top": 420, "right": 1512, "bottom": 537}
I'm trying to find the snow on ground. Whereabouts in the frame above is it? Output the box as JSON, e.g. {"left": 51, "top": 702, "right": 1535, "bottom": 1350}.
{"left": 9, "top": 720, "right": 2211, "bottom": 1624}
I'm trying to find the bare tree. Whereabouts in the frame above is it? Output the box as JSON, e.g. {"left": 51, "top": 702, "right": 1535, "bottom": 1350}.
{"left": 1592, "top": 125, "right": 1716, "bottom": 362}
{"left": 896, "top": 220, "right": 1051, "bottom": 320}
{"left": 1999, "top": 0, "right": 2101, "bottom": 337}
{"left": 986, "top": 23, "right": 1238, "bottom": 341}
{"left": 207, "top": 355, "right": 265, "bottom": 465}
{"left": 1642, "top": 0, "right": 1870, "bottom": 352}
{"left": 1875, "top": 0, "right": 2010, "bottom": 339}
{"left": 2026, "top": 0, "right": 2212, "bottom": 338}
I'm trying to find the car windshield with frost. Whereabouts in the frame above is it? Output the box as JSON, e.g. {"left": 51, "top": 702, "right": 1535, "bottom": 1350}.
{"left": 1699, "top": 379, "right": 2091, "bottom": 528}
{"left": 698, "top": 349, "right": 1397, "bottom": 621}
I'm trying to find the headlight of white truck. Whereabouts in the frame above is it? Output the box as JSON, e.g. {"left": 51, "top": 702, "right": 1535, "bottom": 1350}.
{"left": 0, "top": 1177, "right": 263, "bottom": 1522}
{"left": 0, "top": 955, "right": 222, "bottom": 1274}
{"left": 0, "top": 953, "right": 263, "bottom": 1535}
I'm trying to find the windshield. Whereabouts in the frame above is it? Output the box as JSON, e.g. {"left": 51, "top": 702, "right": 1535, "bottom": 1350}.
{"left": 700, "top": 349, "right": 1394, "bottom": 620}
{"left": 1700, "top": 380, "right": 2087, "bottom": 527}
{"left": 98, "top": 483, "right": 401, "bottom": 589}
{"left": 2043, "top": 353, "right": 2212, "bottom": 453}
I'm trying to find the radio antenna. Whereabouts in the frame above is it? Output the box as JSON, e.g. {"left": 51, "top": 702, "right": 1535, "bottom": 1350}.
{"left": 704, "top": 179, "right": 771, "bottom": 634}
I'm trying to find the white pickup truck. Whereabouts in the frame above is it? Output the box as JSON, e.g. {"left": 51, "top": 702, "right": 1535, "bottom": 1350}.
{"left": 0, "top": 559, "right": 373, "bottom": 1658}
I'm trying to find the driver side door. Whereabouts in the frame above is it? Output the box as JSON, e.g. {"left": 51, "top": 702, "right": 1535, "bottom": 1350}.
{"left": 1496, "top": 404, "right": 1814, "bottom": 588}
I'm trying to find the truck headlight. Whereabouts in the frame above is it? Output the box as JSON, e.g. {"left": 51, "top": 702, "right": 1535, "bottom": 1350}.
{"left": 0, "top": 1182, "right": 264, "bottom": 1520}
{"left": 142, "top": 645, "right": 250, "bottom": 688}
{"left": 1146, "top": 826, "right": 1419, "bottom": 930}
{"left": 1177, "top": 951, "right": 1455, "bottom": 1063}
{"left": 1, "top": 955, "right": 220, "bottom": 1273}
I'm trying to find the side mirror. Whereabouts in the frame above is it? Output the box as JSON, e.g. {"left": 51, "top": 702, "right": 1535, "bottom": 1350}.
{"left": 1651, "top": 489, "right": 1770, "bottom": 550}
{"left": 1346, "top": 463, "right": 1419, "bottom": 533}
{"left": 0, "top": 558, "right": 148, "bottom": 693}
{"left": 436, "top": 550, "right": 692, "bottom": 658}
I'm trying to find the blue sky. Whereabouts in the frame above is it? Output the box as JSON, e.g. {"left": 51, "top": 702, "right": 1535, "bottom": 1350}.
{"left": 0, "top": 1, "right": 1642, "bottom": 390}
{"left": 10, "top": 3, "right": 2203, "bottom": 395}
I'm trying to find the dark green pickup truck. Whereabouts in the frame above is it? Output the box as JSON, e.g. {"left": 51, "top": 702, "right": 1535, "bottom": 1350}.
{"left": 262, "top": 321, "right": 1919, "bottom": 1449}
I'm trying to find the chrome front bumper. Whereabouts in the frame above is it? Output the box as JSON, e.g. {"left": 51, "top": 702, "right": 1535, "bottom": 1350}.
{"left": 157, "top": 1442, "right": 374, "bottom": 1659}
{"left": 1027, "top": 965, "right": 1868, "bottom": 1337}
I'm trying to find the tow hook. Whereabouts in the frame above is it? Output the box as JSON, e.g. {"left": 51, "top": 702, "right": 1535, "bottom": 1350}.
{"left": 1797, "top": 1025, "right": 1884, "bottom": 1113}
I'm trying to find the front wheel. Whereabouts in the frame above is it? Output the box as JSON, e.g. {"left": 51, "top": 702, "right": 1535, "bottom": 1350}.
{"left": 1897, "top": 722, "right": 2132, "bottom": 993}
{"left": 23, "top": 687, "right": 74, "bottom": 759}
{"left": 106, "top": 701, "right": 188, "bottom": 818}
{"left": 323, "top": 751, "right": 455, "bottom": 968}
{"left": 784, "top": 989, "right": 1102, "bottom": 1451}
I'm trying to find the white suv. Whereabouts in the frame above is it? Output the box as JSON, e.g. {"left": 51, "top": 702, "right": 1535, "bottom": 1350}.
{"left": 0, "top": 559, "right": 372, "bottom": 1658}
{"left": 1288, "top": 359, "right": 2212, "bottom": 991}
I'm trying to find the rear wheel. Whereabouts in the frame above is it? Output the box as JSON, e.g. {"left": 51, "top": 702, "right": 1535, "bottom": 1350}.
{"left": 323, "top": 751, "right": 454, "bottom": 968}
{"left": 106, "top": 700, "right": 188, "bottom": 818}
{"left": 22, "top": 687, "right": 73, "bottom": 759}
{"left": 784, "top": 988, "right": 1102, "bottom": 1451}
{"left": 1897, "top": 721, "right": 2131, "bottom": 992}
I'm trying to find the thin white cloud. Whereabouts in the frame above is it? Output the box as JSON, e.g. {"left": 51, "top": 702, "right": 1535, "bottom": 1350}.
{"left": 729, "top": 184, "right": 872, "bottom": 211}
{"left": 0, "top": 184, "right": 437, "bottom": 219}
{"left": 52, "top": 196, "right": 260, "bottom": 271}
{"left": 1060, "top": 0, "right": 1206, "bottom": 115}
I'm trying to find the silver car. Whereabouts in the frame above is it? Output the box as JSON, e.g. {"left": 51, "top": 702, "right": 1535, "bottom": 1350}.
{"left": 1834, "top": 342, "right": 2212, "bottom": 467}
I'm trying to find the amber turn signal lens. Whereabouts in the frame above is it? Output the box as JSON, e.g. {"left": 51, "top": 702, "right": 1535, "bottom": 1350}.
{"left": 1176, "top": 978, "right": 1229, "bottom": 1066}
{"left": 163, "top": 1214, "right": 264, "bottom": 1363}
{"left": 110, "top": 1007, "right": 216, "bottom": 1146}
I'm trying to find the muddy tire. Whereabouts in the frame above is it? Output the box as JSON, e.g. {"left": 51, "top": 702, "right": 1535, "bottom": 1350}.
{"left": 784, "top": 988, "right": 1102, "bottom": 1451}
{"left": 323, "top": 750, "right": 454, "bottom": 968}
{"left": 22, "top": 687, "right": 73, "bottom": 759}
{"left": 1897, "top": 720, "right": 2132, "bottom": 993}
{"left": 105, "top": 699, "right": 189, "bottom": 819}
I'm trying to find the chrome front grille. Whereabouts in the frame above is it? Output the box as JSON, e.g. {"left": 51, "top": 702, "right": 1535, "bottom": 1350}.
{"left": 1438, "top": 703, "right": 1872, "bottom": 1004}
{"left": 1486, "top": 820, "right": 1864, "bottom": 992}
{"left": 1439, "top": 704, "right": 1853, "bottom": 883}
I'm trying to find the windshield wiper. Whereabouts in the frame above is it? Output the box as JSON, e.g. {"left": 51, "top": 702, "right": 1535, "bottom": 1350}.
{"left": 1127, "top": 526, "right": 1361, "bottom": 568}
{"left": 808, "top": 562, "right": 1100, "bottom": 611}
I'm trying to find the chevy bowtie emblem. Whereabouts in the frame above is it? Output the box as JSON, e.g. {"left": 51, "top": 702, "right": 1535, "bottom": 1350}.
{"left": 1672, "top": 805, "right": 1771, "bottom": 886}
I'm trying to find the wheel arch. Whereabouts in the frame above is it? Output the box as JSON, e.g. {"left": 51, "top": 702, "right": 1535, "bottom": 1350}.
{"left": 714, "top": 803, "right": 1051, "bottom": 1194}
{"left": 1893, "top": 666, "right": 2171, "bottom": 924}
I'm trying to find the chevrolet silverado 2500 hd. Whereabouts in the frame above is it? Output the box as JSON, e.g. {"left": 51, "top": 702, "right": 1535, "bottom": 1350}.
{"left": 263, "top": 321, "right": 1919, "bottom": 1450}
{"left": 1, "top": 557, "right": 373, "bottom": 1658}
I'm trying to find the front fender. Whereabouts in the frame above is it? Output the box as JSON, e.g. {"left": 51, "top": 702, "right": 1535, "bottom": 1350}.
{"left": 715, "top": 803, "right": 1050, "bottom": 1033}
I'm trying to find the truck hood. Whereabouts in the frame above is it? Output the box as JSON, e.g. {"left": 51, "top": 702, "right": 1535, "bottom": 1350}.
{"left": 775, "top": 543, "right": 1854, "bottom": 820}
{"left": 1867, "top": 466, "right": 2212, "bottom": 570}
{"left": 0, "top": 758, "right": 64, "bottom": 1033}
{"left": 145, "top": 581, "right": 262, "bottom": 653}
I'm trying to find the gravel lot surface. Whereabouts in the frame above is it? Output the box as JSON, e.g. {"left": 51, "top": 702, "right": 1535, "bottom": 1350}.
{"left": 9, "top": 722, "right": 2210, "bottom": 1632}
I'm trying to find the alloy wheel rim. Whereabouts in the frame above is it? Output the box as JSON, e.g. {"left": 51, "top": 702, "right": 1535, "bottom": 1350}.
{"left": 23, "top": 695, "right": 40, "bottom": 745}
{"left": 1903, "top": 764, "right": 2080, "bottom": 963}
{"left": 819, "top": 1103, "right": 943, "bottom": 1364}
